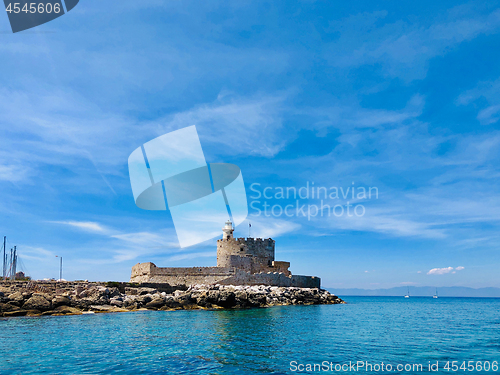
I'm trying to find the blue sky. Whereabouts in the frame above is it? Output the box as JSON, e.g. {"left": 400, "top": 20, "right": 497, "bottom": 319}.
{"left": 1, "top": 1, "right": 500, "bottom": 288}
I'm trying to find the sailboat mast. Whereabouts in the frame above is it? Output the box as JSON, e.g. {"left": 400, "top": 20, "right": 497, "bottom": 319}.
{"left": 9, "top": 248, "right": 12, "bottom": 279}
{"left": 2, "top": 236, "right": 5, "bottom": 280}
{"left": 13, "top": 246, "right": 17, "bottom": 280}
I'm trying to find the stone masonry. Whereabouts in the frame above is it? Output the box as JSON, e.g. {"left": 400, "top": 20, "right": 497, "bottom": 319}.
{"left": 131, "top": 220, "right": 320, "bottom": 288}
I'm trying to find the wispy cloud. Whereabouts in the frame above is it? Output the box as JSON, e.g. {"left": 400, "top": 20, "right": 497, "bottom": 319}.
{"left": 326, "top": 7, "right": 500, "bottom": 81}
{"left": 50, "top": 221, "right": 110, "bottom": 234}
{"left": 0, "top": 164, "right": 29, "bottom": 182}
{"left": 157, "top": 94, "right": 289, "bottom": 158}
{"left": 457, "top": 77, "right": 500, "bottom": 125}
{"left": 335, "top": 212, "right": 446, "bottom": 239}
{"left": 111, "top": 231, "right": 178, "bottom": 248}
{"left": 17, "top": 246, "right": 56, "bottom": 261}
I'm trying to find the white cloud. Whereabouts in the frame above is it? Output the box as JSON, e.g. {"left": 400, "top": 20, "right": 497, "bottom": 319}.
{"left": 50, "top": 221, "right": 109, "bottom": 234}
{"left": 428, "top": 267, "right": 454, "bottom": 275}
{"left": 427, "top": 266, "right": 465, "bottom": 275}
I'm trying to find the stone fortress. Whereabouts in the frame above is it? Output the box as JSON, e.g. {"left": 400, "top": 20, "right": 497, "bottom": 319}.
{"left": 131, "top": 220, "right": 320, "bottom": 288}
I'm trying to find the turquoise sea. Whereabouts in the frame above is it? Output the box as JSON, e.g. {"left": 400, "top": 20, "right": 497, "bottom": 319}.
{"left": 1, "top": 296, "right": 499, "bottom": 374}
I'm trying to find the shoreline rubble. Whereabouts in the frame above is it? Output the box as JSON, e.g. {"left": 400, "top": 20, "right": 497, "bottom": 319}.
{"left": 0, "top": 284, "right": 344, "bottom": 317}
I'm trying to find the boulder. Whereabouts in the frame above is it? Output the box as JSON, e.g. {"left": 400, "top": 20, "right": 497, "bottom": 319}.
{"left": 138, "top": 287, "right": 157, "bottom": 295}
{"left": 145, "top": 298, "right": 165, "bottom": 309}
{"left": 23, "top": 294, "right": 51, "bottom": 311}
{"left": 7, "top": 291, "right": 24, "bottom": 306}
{"left": 0, "top": 302, "right": 20, "bottom": 313}
{"left": 52, "top": 296, "right": 71, "bottom": 307}
{"left": 124, "top": 287, "right": 138, "bottom": 295}
{"left": 22, "top": 291, "right": 33, "bottom": 299}
{"left": 108, "top": 287, "right": 121, "bottom": 298}
{"left": 110, "top": 298, "right": 124, "bottom": 307}
{"left": 136, "top": 294, "right": 152, "bottom": 305}
{"left": 174, "top": 292, "right": 194, "bottom": 306}
{"left": 55, "top": 306, "right": 82, "bottom": 315}
{"left": 216, "top": 290, "right": 236, "bottom": 308}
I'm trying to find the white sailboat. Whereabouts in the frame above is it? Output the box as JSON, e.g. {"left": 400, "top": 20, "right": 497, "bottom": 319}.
{"left": 404, "top": 286, "right": 410, "bottom": 298}
{"left": 433, "top": 288, "right": 438, "bottom": 299}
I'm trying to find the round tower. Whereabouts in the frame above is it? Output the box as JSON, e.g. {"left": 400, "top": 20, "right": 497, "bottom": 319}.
{"left": 222, "top": 220, "right": 234, "bottom": 240}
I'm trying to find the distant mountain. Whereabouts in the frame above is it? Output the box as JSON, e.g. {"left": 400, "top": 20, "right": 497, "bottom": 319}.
{"left": 328, "top": 286, "right": 500, "bottom": 298}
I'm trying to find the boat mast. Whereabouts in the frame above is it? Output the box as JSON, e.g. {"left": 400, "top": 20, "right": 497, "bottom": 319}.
{"left": 2, "top": 236, "right": 5, "bottom": 280}
{"left": 10, "top": 246, "right": 17, "bottom": 280}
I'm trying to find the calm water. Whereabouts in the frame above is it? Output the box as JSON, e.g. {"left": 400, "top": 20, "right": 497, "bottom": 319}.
{"left": 1, "top": 297, "right": 499, "bottom": 374}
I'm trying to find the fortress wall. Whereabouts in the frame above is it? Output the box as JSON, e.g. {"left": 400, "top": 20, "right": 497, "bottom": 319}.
{"left": 217, "top": 238, "right": 275, "bottom": 270}
{"left": 147, "top": 274, "right": 235, "bottom": 285}
{"left": 216, "top": 270, "right": 290, "bottom": 287}
{"left": 291, "top": 275, "right": 321, "bottom": 288}
{"left": 129, "top": 263, "right": 320, "bottom": 288}
{"left": 152, "top": 266, "right": 233, "bottom": 276}
{"left": 228, "top": 255, "right": 252, "bottom": 273}
{"left": 130, "top": 263, "right": 236, "bottom": 283}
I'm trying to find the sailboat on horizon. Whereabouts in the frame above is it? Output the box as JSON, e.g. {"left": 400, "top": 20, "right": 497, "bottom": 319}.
{"left": 433, "top": 288, "right": 438, "bottom": 299}
{"left": 404, "top": 286, "right": 410, "bottom": 298}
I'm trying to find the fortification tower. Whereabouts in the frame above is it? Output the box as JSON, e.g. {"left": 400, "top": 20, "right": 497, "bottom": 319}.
{"left": 217, "top": 222, "right": 281, "bottom": 273}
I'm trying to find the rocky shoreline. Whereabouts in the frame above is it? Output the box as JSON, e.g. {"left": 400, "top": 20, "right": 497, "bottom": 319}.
{"left": 0, "top": 284, "right": 344, "bottom": 317}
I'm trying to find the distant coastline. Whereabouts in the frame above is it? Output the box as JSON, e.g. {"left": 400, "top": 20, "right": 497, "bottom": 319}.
{"left": 329, "top": 286, "right": 500, "bottom": 298}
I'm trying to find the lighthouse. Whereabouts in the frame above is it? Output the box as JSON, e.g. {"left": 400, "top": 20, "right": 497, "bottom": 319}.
{"left": 222, "top": 220, "right": 234, "bottom": 240}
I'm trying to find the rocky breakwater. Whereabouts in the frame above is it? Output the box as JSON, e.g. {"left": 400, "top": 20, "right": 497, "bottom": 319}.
{"left": 0, "top": 284, "right": 344, "bottom": 317}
